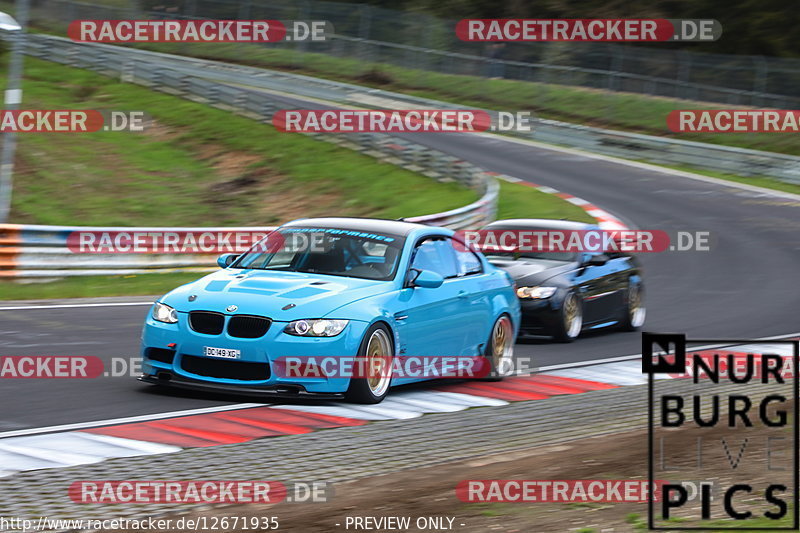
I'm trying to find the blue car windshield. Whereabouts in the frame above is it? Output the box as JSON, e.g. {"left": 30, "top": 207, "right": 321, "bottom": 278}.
{"left": 233, "top": 227, "right": 405, "bottom": 281}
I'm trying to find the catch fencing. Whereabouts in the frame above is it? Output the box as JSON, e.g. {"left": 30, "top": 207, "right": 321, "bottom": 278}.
{"left": 11, "top": 0, "right": 800, "bottom": 109}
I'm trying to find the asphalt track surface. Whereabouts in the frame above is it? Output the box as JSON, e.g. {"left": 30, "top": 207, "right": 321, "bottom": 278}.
{"left": 1, "top": 102, "right": 799, "bottom": 431}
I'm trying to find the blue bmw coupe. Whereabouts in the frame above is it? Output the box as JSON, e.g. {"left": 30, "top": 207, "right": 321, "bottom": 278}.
{"left": 140, "top": 217, "right": 520, "bottom": 403}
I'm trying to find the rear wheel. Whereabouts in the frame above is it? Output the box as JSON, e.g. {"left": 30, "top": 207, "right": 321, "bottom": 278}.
{"left": 345, "top": 323, "right": 393, "bottom": 404}
{"left": 553, "top": 291, "right": 582, "bottom": 342}
{"left": 620, "top": 282, "right": 646, "bottom": 331}
{"left": 479, "top": 315, "right": 514, "bottom": 381}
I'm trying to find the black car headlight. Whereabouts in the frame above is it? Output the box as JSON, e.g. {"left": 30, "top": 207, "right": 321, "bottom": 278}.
{"left": 152, "top": 302, "right": 178, "bottom": 323}
{"left": 284, "top": 319, "right": 349, "bottom": 337}
{"left": 516, "top": 286, "right": 558, "bottom": 299}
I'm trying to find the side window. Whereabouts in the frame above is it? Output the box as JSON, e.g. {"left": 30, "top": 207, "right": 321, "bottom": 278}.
{"left": 410, "top": 239, "right": 458, "bottom": 279}
{"left": 452, "top": 239, "right": 483, "bottom": 276}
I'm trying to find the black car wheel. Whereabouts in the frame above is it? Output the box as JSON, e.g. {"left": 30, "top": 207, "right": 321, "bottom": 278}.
{"left": 553, "top": 291, "right": 583, "bottom": 342}
{"left": 620, "top": 282, "right": 646, "bottom": 331}
{"left": 345, "top": 323, "right": 393, "bottom": 404}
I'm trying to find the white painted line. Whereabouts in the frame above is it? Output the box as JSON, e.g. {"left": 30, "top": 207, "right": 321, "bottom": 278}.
{"left": 400, "top": 390, "right": 506, "bottom": 408}
{"left": 2, "top": 335, "right": 796, "bottom": 441}
{"left": 0, "top": 302, "right": 154, "bottom": 311}
{"left": 0, "top": 403, "right": 266, "bottom": 439}
{"left": 75, "top": 432, "right": 182, "bottom": 454}
{"left": 430, "top": 391, "right": 508, "bottom": 407}
{"left": 469, "top": 132, "right": 800, "bottom": 202}
{"left": 271, "top": 404, "right": 405, "bottom": 421}
{"left": 380, "top": 395, "right": 466, "bottom": 413}
{"left": 566, "top": 197, "right": 590, "bottom": 206}
{"left": 552, "top": 367, "right": 648, "bottom": 386}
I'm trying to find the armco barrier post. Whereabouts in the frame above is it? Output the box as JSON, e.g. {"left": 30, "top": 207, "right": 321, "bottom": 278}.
{"left": 0, "top": 0, "right": 28, "bottom": 224}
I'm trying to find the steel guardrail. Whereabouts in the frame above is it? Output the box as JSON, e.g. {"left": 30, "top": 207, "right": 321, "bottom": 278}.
{"left": 1, "top": 37, "right": 501, "bottom": 278}
{"left": 23, "top": 34, "right": 800, "bottom": 185}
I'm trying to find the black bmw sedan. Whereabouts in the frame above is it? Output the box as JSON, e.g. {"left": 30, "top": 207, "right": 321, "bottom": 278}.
{"left": 480, "top": 219, "right": 646, "bottom": 342}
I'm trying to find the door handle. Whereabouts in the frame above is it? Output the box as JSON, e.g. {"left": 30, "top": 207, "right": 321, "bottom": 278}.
{"left": 457, "top": 290, "right": 469, "bottom": 299}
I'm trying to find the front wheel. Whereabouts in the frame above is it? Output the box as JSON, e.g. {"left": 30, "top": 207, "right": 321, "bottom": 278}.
{"left": 553, "top": 291, "right": 583, "bottom": 342}
{"left": 479, "top": 314, "right": 514, "bottom": 381}
{"left": 345, "top": 323, "right": 394, "bottom": 404}
{"left": 620, "top": 282, "right": 646, "bottom": 331}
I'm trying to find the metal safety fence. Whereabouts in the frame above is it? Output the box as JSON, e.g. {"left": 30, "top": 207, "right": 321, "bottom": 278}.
{"left": 9, "top": 0, "right": 800, "bottom": 109}
{"left": 0, "top": 41, "right": 501, "bottom": 277}
{"left": 24, "top": 34, "right": 800, "bottom": 184}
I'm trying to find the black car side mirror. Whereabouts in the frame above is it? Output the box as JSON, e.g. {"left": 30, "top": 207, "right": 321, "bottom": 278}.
{"left": 584, "top": 253, "right": 609, "bottom": 266}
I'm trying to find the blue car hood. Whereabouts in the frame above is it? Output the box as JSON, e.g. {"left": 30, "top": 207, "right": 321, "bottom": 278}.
{"left": 161, "top": 269, "right": 392, "bottom": 321}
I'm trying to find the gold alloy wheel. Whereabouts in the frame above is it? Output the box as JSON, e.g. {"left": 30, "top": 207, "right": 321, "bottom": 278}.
{"left": 629, "top": 284, "right": 646, "bottom": 327}
{"left": 491, "top": 316, "right": 514, "bottom": 375}
{"left": 365, "top": 328, "right": 393, "bottom": 396}
{"left": 564, "top": 293, "right": 583, "bottom": 338}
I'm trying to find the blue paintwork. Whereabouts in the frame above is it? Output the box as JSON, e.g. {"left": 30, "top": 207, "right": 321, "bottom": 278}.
{"left": 140, "top": 220, "right": 520, "bottom": 395}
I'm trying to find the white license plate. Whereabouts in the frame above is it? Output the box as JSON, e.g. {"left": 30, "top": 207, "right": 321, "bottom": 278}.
{"left": 203, "top": 346, "right": 241, "bottom": 359}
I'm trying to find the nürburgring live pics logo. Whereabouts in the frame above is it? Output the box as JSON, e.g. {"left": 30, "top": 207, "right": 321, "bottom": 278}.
{"left": 642, "top": 332, "right": 799, "bottom": 530}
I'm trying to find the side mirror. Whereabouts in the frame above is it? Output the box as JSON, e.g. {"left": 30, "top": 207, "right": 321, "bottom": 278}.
{"left": 217, "top": 253, "right": 239, "bottom": 269}
{"left": 412, "top": 269, "right": 444, "bottom": 289}
{"left": 583, "top": 253, "right": 609, "bottom": 266}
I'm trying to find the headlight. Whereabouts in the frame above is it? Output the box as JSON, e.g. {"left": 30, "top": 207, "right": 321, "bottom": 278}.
{"left": 152, "top": 302, "right": 178, "bottom": 323}
{"left": 284, "top": 319, "right": 349, "bottom": 337}
{"left": 516, "top": 286, "right": 558, "bottom": 299}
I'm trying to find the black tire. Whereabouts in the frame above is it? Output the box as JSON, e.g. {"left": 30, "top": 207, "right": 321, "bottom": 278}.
{"left": 620, "top": 281, "right": 646, "bottom": 331}
{"left": 478, "top": 314, "right": 514, "bottom": 381}
{"left": 553, "top": 291, "right": 583, "bottom": 343}
{"left": 345, "top": 323, "right": 394, "bottom": 404}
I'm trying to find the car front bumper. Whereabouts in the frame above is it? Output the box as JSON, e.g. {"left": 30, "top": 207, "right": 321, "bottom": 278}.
{"left": 518, "top": 296, "right": 564, "bottom": 336}
{"left": 137, "top": 373, "right": 345, "bottom": 399}
{"left": 140, "top": 311, "right": 371, "bottom": 394}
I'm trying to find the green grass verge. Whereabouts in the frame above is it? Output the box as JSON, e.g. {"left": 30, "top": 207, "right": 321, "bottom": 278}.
{"left": 12, "top": 57, "right": 480, "bottom": 226}
{"left": 497, "top": 180, "right": 594, "bottom": 222}
{"left": 4, "top": 0, "right": 800, "bottom": 159}
{"left": 5, "top": 6, "right": 797, "bottom": 157}
{"left": 0, "top": 272, "right": 201, "bottom": 301}
{"left": 0, "top": 57, "right": 593, "bottom": 300}
{"left": 75, "top": 41, "right": 800, "bottom": 157}
{"left": 651, "top": 163, "right": 800, "bottom": 196}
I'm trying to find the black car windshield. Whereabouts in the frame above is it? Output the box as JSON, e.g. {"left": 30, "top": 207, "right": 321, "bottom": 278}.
{"left": 232, "top": 227, "right": 405, "bottom": 281}
{"left": 484, "top": 250, "right": 577, "bottom": 262}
